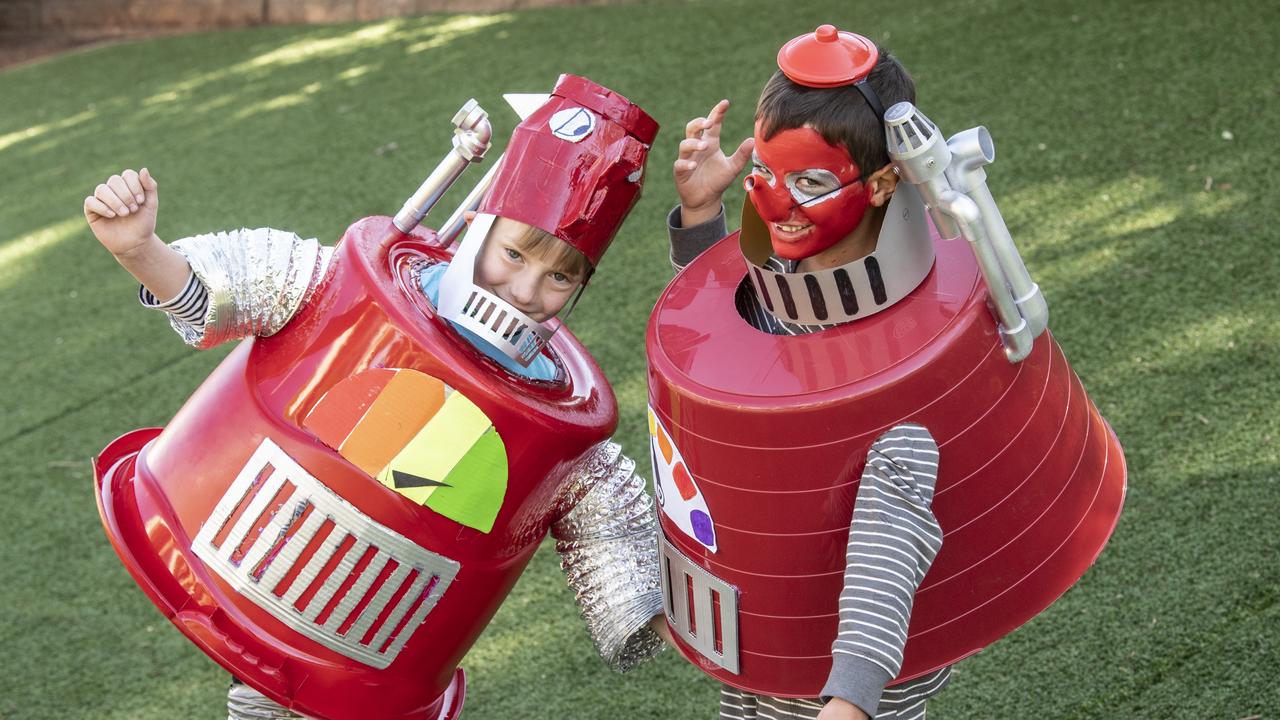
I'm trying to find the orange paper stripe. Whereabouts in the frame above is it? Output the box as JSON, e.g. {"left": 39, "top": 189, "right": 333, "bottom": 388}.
{"left": 303, "top": 368, "right": 397, "bottom": 450}
{"left": 340, "top": 370, "right": 446, "bottom": 476}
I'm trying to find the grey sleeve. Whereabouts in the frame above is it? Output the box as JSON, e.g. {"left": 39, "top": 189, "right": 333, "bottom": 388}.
{"left": 820, "top": 424, "right": 944, "bottom": 718}
{"left": 667, "top": 204, "right": 728, "bottom": 272}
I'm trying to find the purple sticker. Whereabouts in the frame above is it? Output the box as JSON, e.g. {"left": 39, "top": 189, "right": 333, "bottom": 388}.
{"left": 690, "top": 510, "right": 715, "bottom": 547}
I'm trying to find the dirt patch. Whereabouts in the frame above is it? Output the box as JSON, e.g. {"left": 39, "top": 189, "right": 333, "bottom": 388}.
{"left": 0, "top": 33, "right": 122, "bottom": 71}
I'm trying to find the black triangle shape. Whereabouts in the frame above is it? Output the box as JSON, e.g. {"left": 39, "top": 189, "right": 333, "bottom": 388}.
{"left": 392, "top": 470, "right": 449, "bottom": 489}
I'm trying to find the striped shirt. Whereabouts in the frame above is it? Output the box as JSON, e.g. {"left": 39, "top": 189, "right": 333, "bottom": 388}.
{"left": 669, "top": 206, "right": 951, "bottom": 720}
{"left": 138, "top": 272, "right": 208, "bottom": 328}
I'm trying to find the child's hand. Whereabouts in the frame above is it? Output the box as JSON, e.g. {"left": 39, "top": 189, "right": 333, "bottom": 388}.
{"left": 673, "top": 100, "right": 754, "bottom": 228}
{"left": 83, "top": 168, "right": 190, "bottom": 302}
{"left": 648, "top": 613, "right": 676, "bottom": 648}
{"left": 817, "top": 697, "right": 869, "bottom": 720}
{"left": 84, "top": 168, "right": 159, "bottom": 258}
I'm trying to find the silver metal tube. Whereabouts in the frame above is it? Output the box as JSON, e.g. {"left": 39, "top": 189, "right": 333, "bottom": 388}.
{"left": 935, "top": 190, "right": 1032, "bottom": 362}
{"left": 884, "top": 102, "right": 961, "bottom": 240}
{"left": 916, "top": 173, "right": 963, "bottom": 243}
{"left": 393, "top": 99, "right": 492, "bottom": 234}
{"left": 969, "top": 184, "right": 1048, "bottom": 336}
{"left": 945, "top": 127, "right": 1048, "bottom": 337}
{"left": 435, "top": 155, "right": 504, "bottom": 247}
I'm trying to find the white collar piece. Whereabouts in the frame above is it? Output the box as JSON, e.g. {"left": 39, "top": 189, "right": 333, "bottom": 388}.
{"left": 738, "top": 183, "right": 936, "bottom": 326}
{"left": 437, "top": 213, "right": 555, "bottom": 367}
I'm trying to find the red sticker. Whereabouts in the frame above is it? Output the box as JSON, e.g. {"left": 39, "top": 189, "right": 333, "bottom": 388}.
{"left": 673, "top": 461, "right": 697, "bottom": 501}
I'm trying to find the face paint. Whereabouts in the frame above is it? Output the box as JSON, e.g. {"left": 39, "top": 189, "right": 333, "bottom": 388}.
{"left": 746, "top": 125, "right": 869, "bottom": 260}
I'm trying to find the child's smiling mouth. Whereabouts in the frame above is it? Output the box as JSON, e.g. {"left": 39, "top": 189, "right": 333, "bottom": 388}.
{"left": 771, "top": 221, "right": 814, "bottom": 240}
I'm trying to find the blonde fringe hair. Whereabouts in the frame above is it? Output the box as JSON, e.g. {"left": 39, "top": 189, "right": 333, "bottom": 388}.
{"left": 511, "top": 224, "right": 591, "bottom": 280}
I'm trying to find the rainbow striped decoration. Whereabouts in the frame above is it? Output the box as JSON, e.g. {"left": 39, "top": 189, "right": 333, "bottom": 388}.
{"left": 648, "top": 405, "right": 717, "bottom": 552}
{"left": 303, "top": 369, "right": 508, "bottom": 533}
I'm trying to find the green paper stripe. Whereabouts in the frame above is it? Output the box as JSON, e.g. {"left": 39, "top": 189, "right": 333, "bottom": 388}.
{"left": 426, "top": 428, "right": 508, "bottom": 533}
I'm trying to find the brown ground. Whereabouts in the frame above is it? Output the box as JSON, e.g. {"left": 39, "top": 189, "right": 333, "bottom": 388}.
{"left": 0, "top": 33, "right": 126, "bottom": 71}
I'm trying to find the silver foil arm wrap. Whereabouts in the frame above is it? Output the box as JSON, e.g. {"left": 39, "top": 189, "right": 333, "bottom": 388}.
{"left": 550, "top": 440, "right": 666, "bottom": 672}
{"left": 169, "top": 228, "right": 331, "bottom": 349}
{"left": 227, "top": 683, "right": 310, "bottom": 719}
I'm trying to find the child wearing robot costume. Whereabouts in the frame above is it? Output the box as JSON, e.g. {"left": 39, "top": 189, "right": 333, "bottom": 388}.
{"left": 87, "top": 75, "right": 670, "bottom": 720}
{"left": 648, "top": 26, "right": 1125, "bottom": 720}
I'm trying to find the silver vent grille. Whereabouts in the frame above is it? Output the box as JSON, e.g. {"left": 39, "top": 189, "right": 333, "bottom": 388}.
{"left": 659, "top": 533, "right": 740, "bottom": 673}
{"left": 884, "top": 101, "right": 940, "bottom": 158}
{"left": 453, "top": 288, "right": 550, "bottom": 366}
{"left": 193, "top": 438, "right": 459, "bottom": 669}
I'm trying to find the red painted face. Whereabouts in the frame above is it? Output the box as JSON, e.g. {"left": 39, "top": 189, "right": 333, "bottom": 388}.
{"left": 746, "top": 125, "right": 869, "bottom": 260}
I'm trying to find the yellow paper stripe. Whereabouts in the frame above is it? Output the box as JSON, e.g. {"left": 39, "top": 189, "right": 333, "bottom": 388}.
{"left": 377, "top": 392, "right": 492, "bottom": 494}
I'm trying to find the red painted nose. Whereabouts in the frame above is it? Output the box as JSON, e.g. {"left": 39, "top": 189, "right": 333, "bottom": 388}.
{"left": 746, "top": 177, "right": 794, "bottom": 222}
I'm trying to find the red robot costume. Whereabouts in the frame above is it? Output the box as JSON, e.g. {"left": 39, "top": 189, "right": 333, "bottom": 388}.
{"left": 93, "top": 75, "right": 663, "bottom": 720}
{"left": 647, "top": 24, "right": 1125, "bottom": 712}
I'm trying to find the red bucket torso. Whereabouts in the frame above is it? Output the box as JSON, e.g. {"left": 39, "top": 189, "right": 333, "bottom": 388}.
{"left": 646, "top": 231, "right": 1125, "bottom": 697}
{"left": 95, "top": 217, "right": 616, "bottom": 719}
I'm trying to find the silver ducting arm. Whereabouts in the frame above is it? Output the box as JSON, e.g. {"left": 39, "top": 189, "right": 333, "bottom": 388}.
{"left": 885, "top": 102, "right": 1049, "bottom": 362}
{"left": 393, "top": 99, "right": 492, "bottom": 234}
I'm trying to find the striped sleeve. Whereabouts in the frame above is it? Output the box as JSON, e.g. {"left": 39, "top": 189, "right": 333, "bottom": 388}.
{"left": 820, "top": 423, "right": 944, "bottom": 718}
{"left": 138, "top": 272, "right": 209, "bottom": 329}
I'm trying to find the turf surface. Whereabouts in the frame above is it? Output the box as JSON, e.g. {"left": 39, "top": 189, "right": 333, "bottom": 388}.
{"left": 1, "top": 0, "right": 1277, "bottom": 717}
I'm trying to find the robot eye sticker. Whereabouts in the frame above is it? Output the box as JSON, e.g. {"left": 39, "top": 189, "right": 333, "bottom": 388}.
{"left": 303, "top": 368, "right": 507, "bottom": 534}
{"left": 648, "top": 406, "right": 717, "bottom": 553}
{"left": 549, "top": 107, "right": 596, "bottom": 142}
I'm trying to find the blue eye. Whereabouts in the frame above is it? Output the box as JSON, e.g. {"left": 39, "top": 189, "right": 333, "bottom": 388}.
{"left": 504, "top": 248, "right": 522, "bottom": 261}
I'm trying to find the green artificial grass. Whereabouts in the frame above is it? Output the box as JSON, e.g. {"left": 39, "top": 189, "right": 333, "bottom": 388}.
{"left": 2, "top": 0, "right": 1278, "bottom": 717}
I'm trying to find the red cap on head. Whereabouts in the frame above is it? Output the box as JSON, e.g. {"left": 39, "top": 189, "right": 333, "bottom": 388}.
{"left": 777, "top": 25, "right": 879, "bottom": 88}
{"left": 479, "top": 74, "right": 658, "bottom": 268}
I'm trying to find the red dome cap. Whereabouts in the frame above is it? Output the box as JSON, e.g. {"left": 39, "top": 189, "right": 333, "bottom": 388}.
{"left": 479, "top": 74, "right": 657, "bottom": 268}
{"left": 777, "top": 25, "right": 879, "bottom": 88}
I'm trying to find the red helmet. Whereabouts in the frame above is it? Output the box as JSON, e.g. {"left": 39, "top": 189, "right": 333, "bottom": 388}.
{"left": 478, "top": 73, "right": 657, "bottom": 269}
{"left": 439, "top": 75, "right": 658, "bottom": 367}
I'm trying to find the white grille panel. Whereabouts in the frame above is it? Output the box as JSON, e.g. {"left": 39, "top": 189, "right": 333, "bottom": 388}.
{"left": 193, "top": 438, "right": 460, "bottom": 669}
{"left": 659, "top": 532, "right": 740, "bottom": 673}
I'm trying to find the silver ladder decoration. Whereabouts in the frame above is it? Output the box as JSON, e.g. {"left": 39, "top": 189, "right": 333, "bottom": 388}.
{"left": 659, "top": 533, "right": 741, "bottom": 673}
{"left": 193, "top": 438, "right": 459, "bottom": 669}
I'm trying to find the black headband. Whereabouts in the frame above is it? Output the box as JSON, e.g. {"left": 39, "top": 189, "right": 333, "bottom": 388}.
{"left": 854, "top": 79, "right": 886, "bottom": 120}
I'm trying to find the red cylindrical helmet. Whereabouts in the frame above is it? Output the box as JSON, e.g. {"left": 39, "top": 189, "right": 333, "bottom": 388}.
{"left": 479, "top": 73, "right": 658, "bottom": 269}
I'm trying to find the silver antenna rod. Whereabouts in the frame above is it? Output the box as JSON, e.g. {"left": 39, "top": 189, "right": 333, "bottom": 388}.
{"left": 393, "top": 99, "right": 492, "bottom": 234}
{"left": 435, "top": 92, "right": 551, "bottom": 246}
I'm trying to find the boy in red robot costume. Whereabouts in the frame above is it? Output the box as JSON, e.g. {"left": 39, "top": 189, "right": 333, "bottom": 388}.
{"left": 648, "top": 26, "right": 1124, "bottom": 720}
{"left": 86, "top": 76, "right": 669, "bottom": 720}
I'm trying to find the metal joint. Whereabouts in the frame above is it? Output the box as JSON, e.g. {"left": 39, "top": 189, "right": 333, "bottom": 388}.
{"left": 886, "top": 101, "right": 1051, "bottom": 363}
